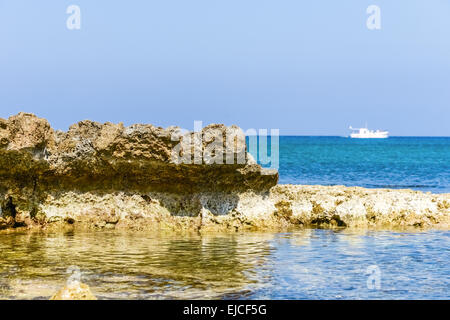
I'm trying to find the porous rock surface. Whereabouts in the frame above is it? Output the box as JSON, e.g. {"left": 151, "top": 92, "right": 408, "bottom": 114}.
{"left": 0, "top": 113, "right": 449, "bottom": 232}
{"left": 50, "top": 282, "right": 97, "bottom": 300}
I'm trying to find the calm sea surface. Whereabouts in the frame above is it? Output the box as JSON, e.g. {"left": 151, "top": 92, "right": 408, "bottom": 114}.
{"left": 254, "top": 136, "right": 450, "bottom": 193}
{"left": 1, "top": 137, "right": 449, "bottom": 300}
{"left": 0, "top": 230, "right": 448, "bottom": 300}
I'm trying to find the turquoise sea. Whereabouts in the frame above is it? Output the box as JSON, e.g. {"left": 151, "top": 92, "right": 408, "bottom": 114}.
{"left": 262, "top": 137, "right": 450, "bottom": 193}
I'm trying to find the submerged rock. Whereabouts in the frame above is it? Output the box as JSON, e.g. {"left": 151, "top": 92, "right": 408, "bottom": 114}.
{"left": 0, "top": 113, "right": 449, "bottom": 232}
{"left": 50, "top": 282, "right": 97, "bottom": 300}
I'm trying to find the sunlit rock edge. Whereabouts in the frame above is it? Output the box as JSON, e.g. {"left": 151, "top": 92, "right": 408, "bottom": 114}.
{"left": 50, "top": 282, "right": 97, "bottom": 300}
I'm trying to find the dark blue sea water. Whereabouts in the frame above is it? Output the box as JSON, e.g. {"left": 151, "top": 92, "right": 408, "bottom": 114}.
{"left": 252, "top": 137, "right": 450, "bottom": 193}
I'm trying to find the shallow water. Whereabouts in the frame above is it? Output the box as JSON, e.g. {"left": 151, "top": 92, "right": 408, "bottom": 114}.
{"left": 0, "top": 229, "right": 448, "bottom": 300}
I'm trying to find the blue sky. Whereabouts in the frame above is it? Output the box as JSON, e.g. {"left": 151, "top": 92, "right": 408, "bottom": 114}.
{"left": 0, "top": 0, "right": 449, "bottom": 135}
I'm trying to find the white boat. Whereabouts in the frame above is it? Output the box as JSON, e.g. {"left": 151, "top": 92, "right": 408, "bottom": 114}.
{"left": 349, "top": 126, "right": 388, "bottom": 138}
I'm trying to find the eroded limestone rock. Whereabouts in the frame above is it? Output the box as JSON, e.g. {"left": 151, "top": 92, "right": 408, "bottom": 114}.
{"left": 0, "top": 113, "right": 449, "bottom": 232}
{"left": 0, "top": 113, "right": 277, "bottom": 230}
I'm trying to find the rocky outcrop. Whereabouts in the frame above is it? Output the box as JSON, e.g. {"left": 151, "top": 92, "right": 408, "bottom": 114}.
{"left": 0, "top": 113, "right": 449, "bottom": 232}
{"left": 0, "top": 113, "right": 277, "bottom": 230}
{"left": 0, "top": 112, "right": 276, "bottom": 191}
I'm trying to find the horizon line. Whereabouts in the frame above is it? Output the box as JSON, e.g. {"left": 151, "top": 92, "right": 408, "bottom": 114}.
{"left": 246, "top": 135, "right": 450, "bottom": 138}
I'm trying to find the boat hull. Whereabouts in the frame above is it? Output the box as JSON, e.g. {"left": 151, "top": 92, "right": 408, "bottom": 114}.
{"left": 350, "top": 133, "right": 388, "bottom": 138}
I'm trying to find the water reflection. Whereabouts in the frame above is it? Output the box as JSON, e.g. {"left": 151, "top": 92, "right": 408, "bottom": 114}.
{"left": 0, "top": 229, "right": 448, "bottom": 299}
